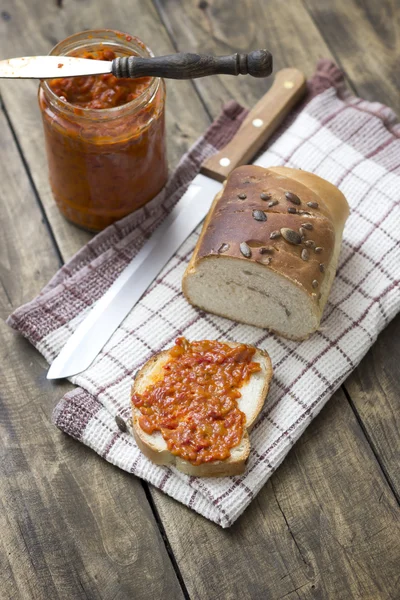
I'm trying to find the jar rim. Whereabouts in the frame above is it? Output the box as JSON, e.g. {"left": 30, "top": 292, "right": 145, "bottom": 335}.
{"left": 41, "top": 29, "right": 160, "bottom": 119}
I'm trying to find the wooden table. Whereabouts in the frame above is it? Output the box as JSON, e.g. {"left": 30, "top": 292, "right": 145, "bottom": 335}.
{"left": 1, "top": 2, "right": 399, "bottom": 599}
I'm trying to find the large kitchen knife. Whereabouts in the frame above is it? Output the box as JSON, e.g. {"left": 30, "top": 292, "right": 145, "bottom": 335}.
{"left": 47, "top": 68, "right": 306, "bottom": 380}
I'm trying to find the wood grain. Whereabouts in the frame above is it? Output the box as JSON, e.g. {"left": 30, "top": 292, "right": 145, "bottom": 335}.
{"left": 154, "top": 0, "right": 333, "bottom": 116}
{"left": 113, "top": 49, "right": 273, "bottom": 79}
{"left": 303, "top": 0, "right": 400, "bottom": 114}
{"left": 153, "top": 390, "right": 400, "bottom": 600}
{"left": 0, "top": 0, "right": 209, "bottom": 261}
{"left": 345, "top": 316, "right": 400, "bottom": 496}
{"left": 0, "top": 103, "right": 184, "bottom": 600}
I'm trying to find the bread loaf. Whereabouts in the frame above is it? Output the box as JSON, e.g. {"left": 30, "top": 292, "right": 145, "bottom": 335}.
{"left": 183, "top": 166, "right": 349, "bottom": 340}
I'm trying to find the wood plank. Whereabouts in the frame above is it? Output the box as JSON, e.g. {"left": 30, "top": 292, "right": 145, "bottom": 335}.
{"left": 303, "top": 0, "right": 400, "bottom": 114}
{"left": 154, "top": 0, "right": 333, "bottom": 116}
{"left": 153, "top": 390, "right": 400, "bottom": 600}
{"left": 345, "top": 316, "right": 400, "bottom": 496}
{"left": 0, "top": 103, "right": 184, "bottom": 599}
{"left": 302, "top": 0, "right": 400, "bottom": 496}
{"left": 0, "top": 0, "right": 209, "bottom": 261}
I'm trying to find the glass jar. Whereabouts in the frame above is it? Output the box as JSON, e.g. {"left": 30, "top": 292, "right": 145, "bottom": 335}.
{"left": 38, "top": 30, "right": 168, "bottom": 231}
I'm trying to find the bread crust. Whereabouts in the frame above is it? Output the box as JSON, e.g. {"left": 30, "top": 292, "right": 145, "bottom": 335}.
{"left": 131, "top": 343, "right": 273, "bottom": 477}
{"left": 183, "top": 166, "right": 349, "bottom": 339}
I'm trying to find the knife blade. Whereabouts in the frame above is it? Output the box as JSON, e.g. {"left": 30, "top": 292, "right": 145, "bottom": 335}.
{"left": 47, "top": 175, "right": 220, "bottom": 379}
{"left": 0, "top": 56, "right": 113, "bottom": 79}
{"left": 47, "top": 68, "right": 306, "bottom": 379}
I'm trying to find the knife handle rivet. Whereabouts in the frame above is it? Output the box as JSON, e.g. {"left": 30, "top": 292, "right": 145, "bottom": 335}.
{"left": 283, "top": 80, "right": 294, "bottom": 89}
{"left": 252, "top": 118, "right": 264, "bottom": 128}
{"left": 219, "top": 157, "right": 231, "bottom": 167}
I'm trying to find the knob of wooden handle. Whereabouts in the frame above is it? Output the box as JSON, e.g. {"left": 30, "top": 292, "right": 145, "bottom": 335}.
{"left": 112, "top": 50, "right": 273, "bottom": 80}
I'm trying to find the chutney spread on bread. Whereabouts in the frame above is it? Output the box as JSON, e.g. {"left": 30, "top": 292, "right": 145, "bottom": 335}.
{"left": 131, "top": 337, "right": 261, "bottom": 465}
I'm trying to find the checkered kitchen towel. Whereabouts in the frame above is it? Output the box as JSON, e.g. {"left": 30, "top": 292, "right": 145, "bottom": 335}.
{"left": 8, "top": 61, "right": 400, "bottom": 527}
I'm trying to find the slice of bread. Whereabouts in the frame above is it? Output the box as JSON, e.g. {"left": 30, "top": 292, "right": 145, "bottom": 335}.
{"left": 131, "top": 342, "right": 273, "bottom": 477}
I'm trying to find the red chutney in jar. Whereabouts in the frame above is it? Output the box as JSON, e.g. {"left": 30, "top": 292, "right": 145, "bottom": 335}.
{"left": 49, "top": 49, "right": 152, "bottom": 109}
{"left": 131, "top": 338, "right": 261, "bottom": 465}
{"left": 39, "top": 31, "right": 168, "bottom": 232}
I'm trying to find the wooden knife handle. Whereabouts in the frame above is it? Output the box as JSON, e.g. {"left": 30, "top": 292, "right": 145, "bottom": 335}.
{"left": 200, "top": 68, "right": 307, "bottom": 182}
{"left": 111, "top": 50, "right": 272, "bottom": 80}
